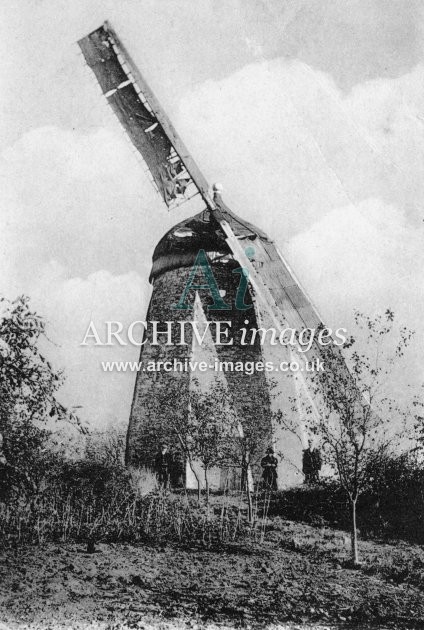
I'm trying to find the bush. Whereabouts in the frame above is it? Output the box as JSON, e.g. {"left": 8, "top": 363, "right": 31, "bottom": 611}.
{"left": 0, "top": 458, "right": 255, "bottom": 549}
{"left": 271, "top": 453, "right": 424, "bottom": 544}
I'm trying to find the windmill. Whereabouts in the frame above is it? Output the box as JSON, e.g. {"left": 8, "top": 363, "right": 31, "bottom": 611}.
{"left": 78, "top": 22, "right": 357, "bottom": 489}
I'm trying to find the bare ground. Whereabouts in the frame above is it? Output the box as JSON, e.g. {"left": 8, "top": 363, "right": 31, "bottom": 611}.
{"left": 1, "top": 518, "right": 423, "bottom": 629}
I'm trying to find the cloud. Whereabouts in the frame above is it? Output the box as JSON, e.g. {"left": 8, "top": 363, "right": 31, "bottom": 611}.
{"left": 286, "top": 198, "right": 422, "bottom": 318}
{"left": 0, "top": 125, "right": 158, "bottom": 428}
{"left": 31, "top": 261, "right": 150, "bottom": 429}
{"left": 344, "top": 64, "right": 424, "bottom": 183}
{"left": 286, "top": 197, "right": 424, "bottom": 392}
{"left": 0, "top": 125, "right": 166, "bottom": 281}
{"left": 176, "top": 59, "right": 424, "bottom": 231}
{"left": 2, "top": 56, "right": 424, "bottom": 432}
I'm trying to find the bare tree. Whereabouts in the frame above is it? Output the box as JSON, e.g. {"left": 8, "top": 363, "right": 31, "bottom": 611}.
{"left": 231, "top": 382, "right": 279, "bottom": 522}
{"left": 188, "top": 379, "right": 238, "bottom": 504}
{"left": 282, "top": 310, "right": 413, "bottom": 565}
{"left": 148, "top": 372, "right": 278, "bottom": 517}
{"left": 147, "top": 376, "right": 238, "bottom": 503}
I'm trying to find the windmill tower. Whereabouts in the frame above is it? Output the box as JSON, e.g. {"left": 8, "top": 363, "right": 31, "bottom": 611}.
{"left": 78, "top": 23, "right": 354, "bottom": 488}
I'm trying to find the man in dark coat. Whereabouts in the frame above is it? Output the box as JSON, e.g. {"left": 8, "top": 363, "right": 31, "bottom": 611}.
{"left": 261, "top": 447, "right": 278, "bottom": 491}
{"left": 303, "top": 440, "right": 322, "bottom": 484}
{"left": 154, "top": 443, "right": 172, "bottom": 489}
{"left": 311, "top": 447, "right": 322, "bottom": 484}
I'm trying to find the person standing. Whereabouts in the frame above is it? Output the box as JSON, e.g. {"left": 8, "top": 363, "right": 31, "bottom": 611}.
{"left": 311, "top": 445, "right": 322, "bottom": 484}
{"left": 154, "top": 443, "right": 172, "bottom": 489}
{"left": 302, "top": 441, "right": 313, "bottom": 484}
{"left": 303, "top": 440, "right": 321, "bottom": 484}
{"left": 261, "top": 447, "right": 278, "bottom": 491}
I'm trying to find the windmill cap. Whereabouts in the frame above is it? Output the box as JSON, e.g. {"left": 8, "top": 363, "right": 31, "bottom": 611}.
{"left": 212, "top": 182, "right": 224, "bottom": 193}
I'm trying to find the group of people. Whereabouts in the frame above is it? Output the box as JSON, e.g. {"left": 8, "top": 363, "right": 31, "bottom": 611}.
{"left": 154, "top": 440, "right": 322, "bottom": 491}
{"left": 260, "top": 440, "right": 322, "bottom": 490}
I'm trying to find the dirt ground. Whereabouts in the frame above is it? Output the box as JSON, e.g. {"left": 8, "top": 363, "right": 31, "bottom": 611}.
{"left": 1, "top": 518, "right": 423, "bottom": 630}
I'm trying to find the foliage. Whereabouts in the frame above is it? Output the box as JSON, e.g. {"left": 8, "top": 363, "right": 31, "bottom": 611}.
{"left": 272, "top": 450, "right": 424, "bottom": 544}
{"left": 85, "top": 426, "right": 126, "bottom": 466}
{"left": 147, "top": 374, "right": 275, "bottom": 504}
{"left": 281, "top": 310, "right": 414, "bottom": 563}
{"left": 0, "top": 295, "right": 84, "bottom": 488}
{"left": 0, "top": 459, "right": 257, "bottom": 549}
{"left": 412, "top": 385, "right": 424, "bottom": 458}
{"left": 146, "top": 377, "right": 239, "bottom": 500}
{"left": 188, "top": 379, "right": 238, "bottom": 474}
{"left": 313, "top": 311, "right": 412, "bottom": 495}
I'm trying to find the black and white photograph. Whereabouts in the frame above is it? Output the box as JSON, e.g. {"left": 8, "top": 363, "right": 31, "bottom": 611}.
{"left": 1, "top": 1, "right": 424, "bottom": 628}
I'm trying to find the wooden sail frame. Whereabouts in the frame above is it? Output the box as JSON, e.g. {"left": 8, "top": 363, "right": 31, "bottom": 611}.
{"left": 103, "top": 22, "right": 212, "bottom": 206}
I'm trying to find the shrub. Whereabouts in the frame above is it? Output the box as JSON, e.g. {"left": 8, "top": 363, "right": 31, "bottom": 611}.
{"left": 271, "top": 453, "right": 424, "bottom": 544}
{"left": 0, "top": 458, "right": 257, "bottom": 548}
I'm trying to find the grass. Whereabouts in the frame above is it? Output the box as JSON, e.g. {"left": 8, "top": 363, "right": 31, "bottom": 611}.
{"left": 0, "top": 463, "right": 273, "bottom": 549}
{"left": 1, "top": 460, "right": 424, "bottom": 627}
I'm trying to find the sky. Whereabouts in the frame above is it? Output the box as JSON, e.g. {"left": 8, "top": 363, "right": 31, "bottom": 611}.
{"left": 1, "top": 0, "right": 423, "bottom": 432}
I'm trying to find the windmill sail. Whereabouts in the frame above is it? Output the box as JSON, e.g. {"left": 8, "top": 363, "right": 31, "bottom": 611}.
{"left": 78, "top": 23, "right": 209, "bottom": 208}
